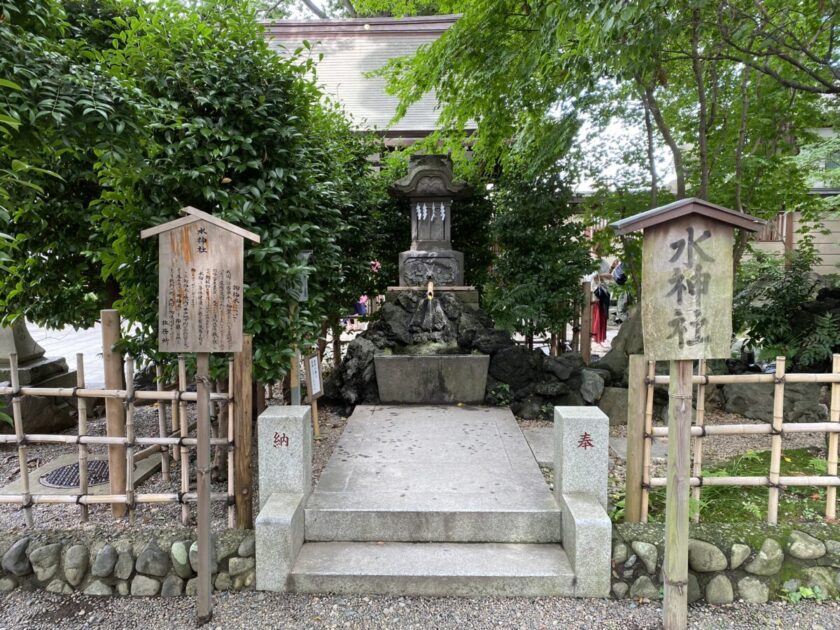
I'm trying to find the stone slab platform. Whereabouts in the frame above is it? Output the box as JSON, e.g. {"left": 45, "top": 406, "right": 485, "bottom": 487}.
{"left": 305, "top": 405, "right": 561, "bottom": 543}
{"left": 291, "top": 541, "right": 575, "bottom": 597}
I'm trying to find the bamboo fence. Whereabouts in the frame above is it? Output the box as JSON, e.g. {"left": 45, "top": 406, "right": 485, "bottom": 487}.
{"left": 629, "top": 353, "right": 840, "bottom": 525}
{"left": 0, "top": 351, "right": 240, "bottom": 528}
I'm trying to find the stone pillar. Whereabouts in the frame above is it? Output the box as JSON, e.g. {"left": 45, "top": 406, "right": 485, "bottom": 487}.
{"left": 554, "top": 406, "right": 608, "bottom": 510}
{"left": 255, "top": 406, "right": 311, "bottom": 593}
{"left": 0, "top": 320, "right": 76, "bottom": 433}
{"left": 554, "top": 406, "right": 611, "bottom": 598}
{"left": 257, "top": 406, "right": 312, "bottom": 511}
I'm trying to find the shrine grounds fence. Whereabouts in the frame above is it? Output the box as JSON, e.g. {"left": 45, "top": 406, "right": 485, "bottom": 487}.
{"left": 0, "top": 319, "right": 254, "bottom": 529}
{"left": 625, "top": 354, "right": 840, "bottom": 525}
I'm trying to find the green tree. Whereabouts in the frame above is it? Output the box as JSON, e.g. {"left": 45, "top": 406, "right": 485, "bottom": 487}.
{"left": 1, "top": 0, "right": 386, "bottom": 383}
{"left": 484, "top": 167, "right": 593, "bottom": 344}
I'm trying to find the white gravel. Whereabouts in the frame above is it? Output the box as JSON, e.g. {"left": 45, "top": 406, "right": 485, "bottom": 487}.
{"left": 1, "top": 589, "right": 839, "bottom": 629}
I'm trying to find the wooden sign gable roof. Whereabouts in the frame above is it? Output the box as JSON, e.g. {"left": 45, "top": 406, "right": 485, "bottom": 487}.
{"left": 610, "top": 197, "right": 765, "bottom": 236}
{"left": 140, "top": 206, "right": 261, "bottom": 243}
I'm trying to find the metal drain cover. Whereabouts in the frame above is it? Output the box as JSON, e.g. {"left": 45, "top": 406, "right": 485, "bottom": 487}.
{"left": 40, "top": 460, "right": 110, "bottom": 489}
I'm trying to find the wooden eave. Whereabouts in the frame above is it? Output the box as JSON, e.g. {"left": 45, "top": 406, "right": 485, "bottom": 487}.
{"left": 140, "top": 206, "right": 261, "bottom": 243}
{"left": 610, "top": 198, "right": 765, "bottom": 235}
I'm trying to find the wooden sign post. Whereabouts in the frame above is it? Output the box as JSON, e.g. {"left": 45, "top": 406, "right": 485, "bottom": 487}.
{"left": 612, "top": 199, "right": 762, "bottom": 630}
{"left": 304, "top": 350, "right": 324, "bottom": 440}
{"left": 141, "top": 206, "right": 259, "bottom": 625}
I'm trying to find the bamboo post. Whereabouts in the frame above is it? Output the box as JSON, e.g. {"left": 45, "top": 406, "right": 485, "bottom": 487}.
{"left": 580, "top": 281, "right": 592, "bottom": 365}
{"left": 233, "top": 335, "right": 253, "bottom": 529}
{"left": 290, "top": 347, "right": 301, "bottom": 406}
{"left": 640, "top": 359, "right": 656, "bottom": 522}
{"left": 195, "top": 352, "right": 213, "bottom": 624}
{"left": 155, "top": 365, "right": 171, "bottom": 483}
{"left": 663, "top": 359, "right": 693, "bottom": 630}
{"left": 9, "top": 354, "right": 33, "bottom": 527}
{"left": 826, "top": 354, "right": 840, "bottom": 520}
{"left": 311, "top": 398, "right": 321, "bottom": 440}
{"left": 768, "top": 356, "right": 786, "bottom": 525}
{"left": 227, "top": 357, "right": 235, "bottom": 529}
{"left": 691, "top": 359, "right": 707, "bottom": 523}
{"left": 101, "top": 309, "right": 127, "bottom": 518}
{"left": 76, "top": 353, "right": 89, "bottom": 522}
{"left": 625, "top": 354, "right": 647, "bottom": 522}
{"left": 124, "top": 358, "right": 136, "bottom": 524}
{"left": 178, "top": 356, "right": 190, "bottom": 526}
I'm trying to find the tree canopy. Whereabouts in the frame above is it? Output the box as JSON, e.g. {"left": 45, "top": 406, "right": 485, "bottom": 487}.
{"left": 1, "top": 0, "right": 383, "bottom": 381}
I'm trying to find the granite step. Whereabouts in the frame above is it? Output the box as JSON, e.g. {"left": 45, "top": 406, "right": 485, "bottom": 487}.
{"left": 290, "top": 541, "right": 575, "bottom": 597}
{"left": 304, "top": 487, "right": 562, "bottom": 543}
{"left": 306, "top": 405, "right": 563, "bottom": 543}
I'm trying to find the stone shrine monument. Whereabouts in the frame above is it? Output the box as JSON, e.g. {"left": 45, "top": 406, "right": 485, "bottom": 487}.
{"left": 391, "top": 154, "right": 471, "bottom": 287}
{"left": 0, "top": 319, "right": 76, "bottom": 433}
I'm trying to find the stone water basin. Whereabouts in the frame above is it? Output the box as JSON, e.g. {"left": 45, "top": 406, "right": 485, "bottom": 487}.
{"left": 374, "top": 352, "right": 489, "bottom": 404}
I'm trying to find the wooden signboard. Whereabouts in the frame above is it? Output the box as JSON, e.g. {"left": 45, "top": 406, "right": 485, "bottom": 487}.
{"left": 141, "top": 206, "right": 259, "bottom": 625}
{"left": 613, "top": 198, "right": 762, "bottom": 630}
{"left": 641, "top": 214, "right": 733, "bottom": 360}
{"left": 141, "top": 206, "right": 260, "bottom": 353}
{"left": 304, "top": 351, "right": 323, "bottom": 402}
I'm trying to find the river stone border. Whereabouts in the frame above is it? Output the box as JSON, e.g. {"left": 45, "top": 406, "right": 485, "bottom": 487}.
{"left": 613, "top": 523, "right": 840, "bottom": 604}
{"left": 0, "top": 528, "right": 254, "bottom": 597}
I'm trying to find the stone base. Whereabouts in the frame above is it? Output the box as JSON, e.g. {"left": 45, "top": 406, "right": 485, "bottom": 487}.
{"left": 0, "top": 355, "right": 77, "bottom": 434}
{"left": 0, "top": 356, "right": 70, "bottom": 387}
{"left": 398, "top": 249, "right": 464, "bottom": 287}
{"left": 374, "top": 354, "right": 489, "bottom": 404}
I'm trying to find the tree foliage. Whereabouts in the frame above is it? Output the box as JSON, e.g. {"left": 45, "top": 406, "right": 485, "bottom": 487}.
{"left": 1, "top": 0, "right": 385, "bottom": 382}
{"left": 372, "top": 0, "right": 837, "bottom": 265}
{"left": 483, "top": 168, "right": 593, "bottom": 339}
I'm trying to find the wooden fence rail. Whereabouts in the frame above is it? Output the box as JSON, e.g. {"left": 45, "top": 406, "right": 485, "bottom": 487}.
{"left": 625, "top": 353, "right": 840, "bottom": 525}
{"left": 1, "top": 337, "right": 253, "bottom": 529}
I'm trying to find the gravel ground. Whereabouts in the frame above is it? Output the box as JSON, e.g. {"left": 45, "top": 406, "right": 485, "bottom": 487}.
{"left": 2, "top": 392, "right": 837, "bottom": 628}
{"left": 1, "top": 589, "right": 839, "bottom": 629}
{"left": 0, "top": 399, "right": 346, "bottom": 533}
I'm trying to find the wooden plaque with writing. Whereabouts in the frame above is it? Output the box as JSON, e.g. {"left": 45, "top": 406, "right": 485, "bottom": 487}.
{"left": 158, "top": 220, "right": 244, "bottom": 353}
{"left": 304, "top": 351, "right": 323, "bottom": 402}
{"left": 641, "top": 214, "right": 734, "bottom": 361}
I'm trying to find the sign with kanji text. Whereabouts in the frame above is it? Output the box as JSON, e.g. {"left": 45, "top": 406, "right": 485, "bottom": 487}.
{"left": 612, "top": 198, "right": 764, "bottom": 362}
{"left": 304, "top": 351, "right": 323, "bottom": 402}
{"left": 141, "top": 206, "right": 260, "bottom": 353}
{"left": 641, "top": 214, "right": 733, "bottom": 360}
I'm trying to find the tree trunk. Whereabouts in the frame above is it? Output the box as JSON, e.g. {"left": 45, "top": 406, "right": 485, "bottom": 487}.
{"left": 332, "top": 321, "right": 342, "bottom": 368}
{"left": 642, "top": 97, "right": 658, "bottom": 207}
{"left": 641, "top": 82, "right": 686, "bottom": 198}
{"left": 692, "top": 9, "right": 710, "bottom": 200}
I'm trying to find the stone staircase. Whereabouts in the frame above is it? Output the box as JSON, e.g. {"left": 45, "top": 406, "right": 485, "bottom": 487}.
{"left": 255, "top": 405, "right": 610, "bottom": 598}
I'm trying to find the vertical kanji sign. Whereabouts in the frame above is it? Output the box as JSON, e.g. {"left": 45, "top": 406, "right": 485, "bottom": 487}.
{"left": 141, "top": 206, "right": 259, "bottom": 353}
{"left": 641, "top": 214, "right": 733, "bottom": 360}
{"left": 141, "top": 206, "right": 259, "bottom": 626}
{"left": 613, "top": 198, "right": 762, "bottom": 630}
